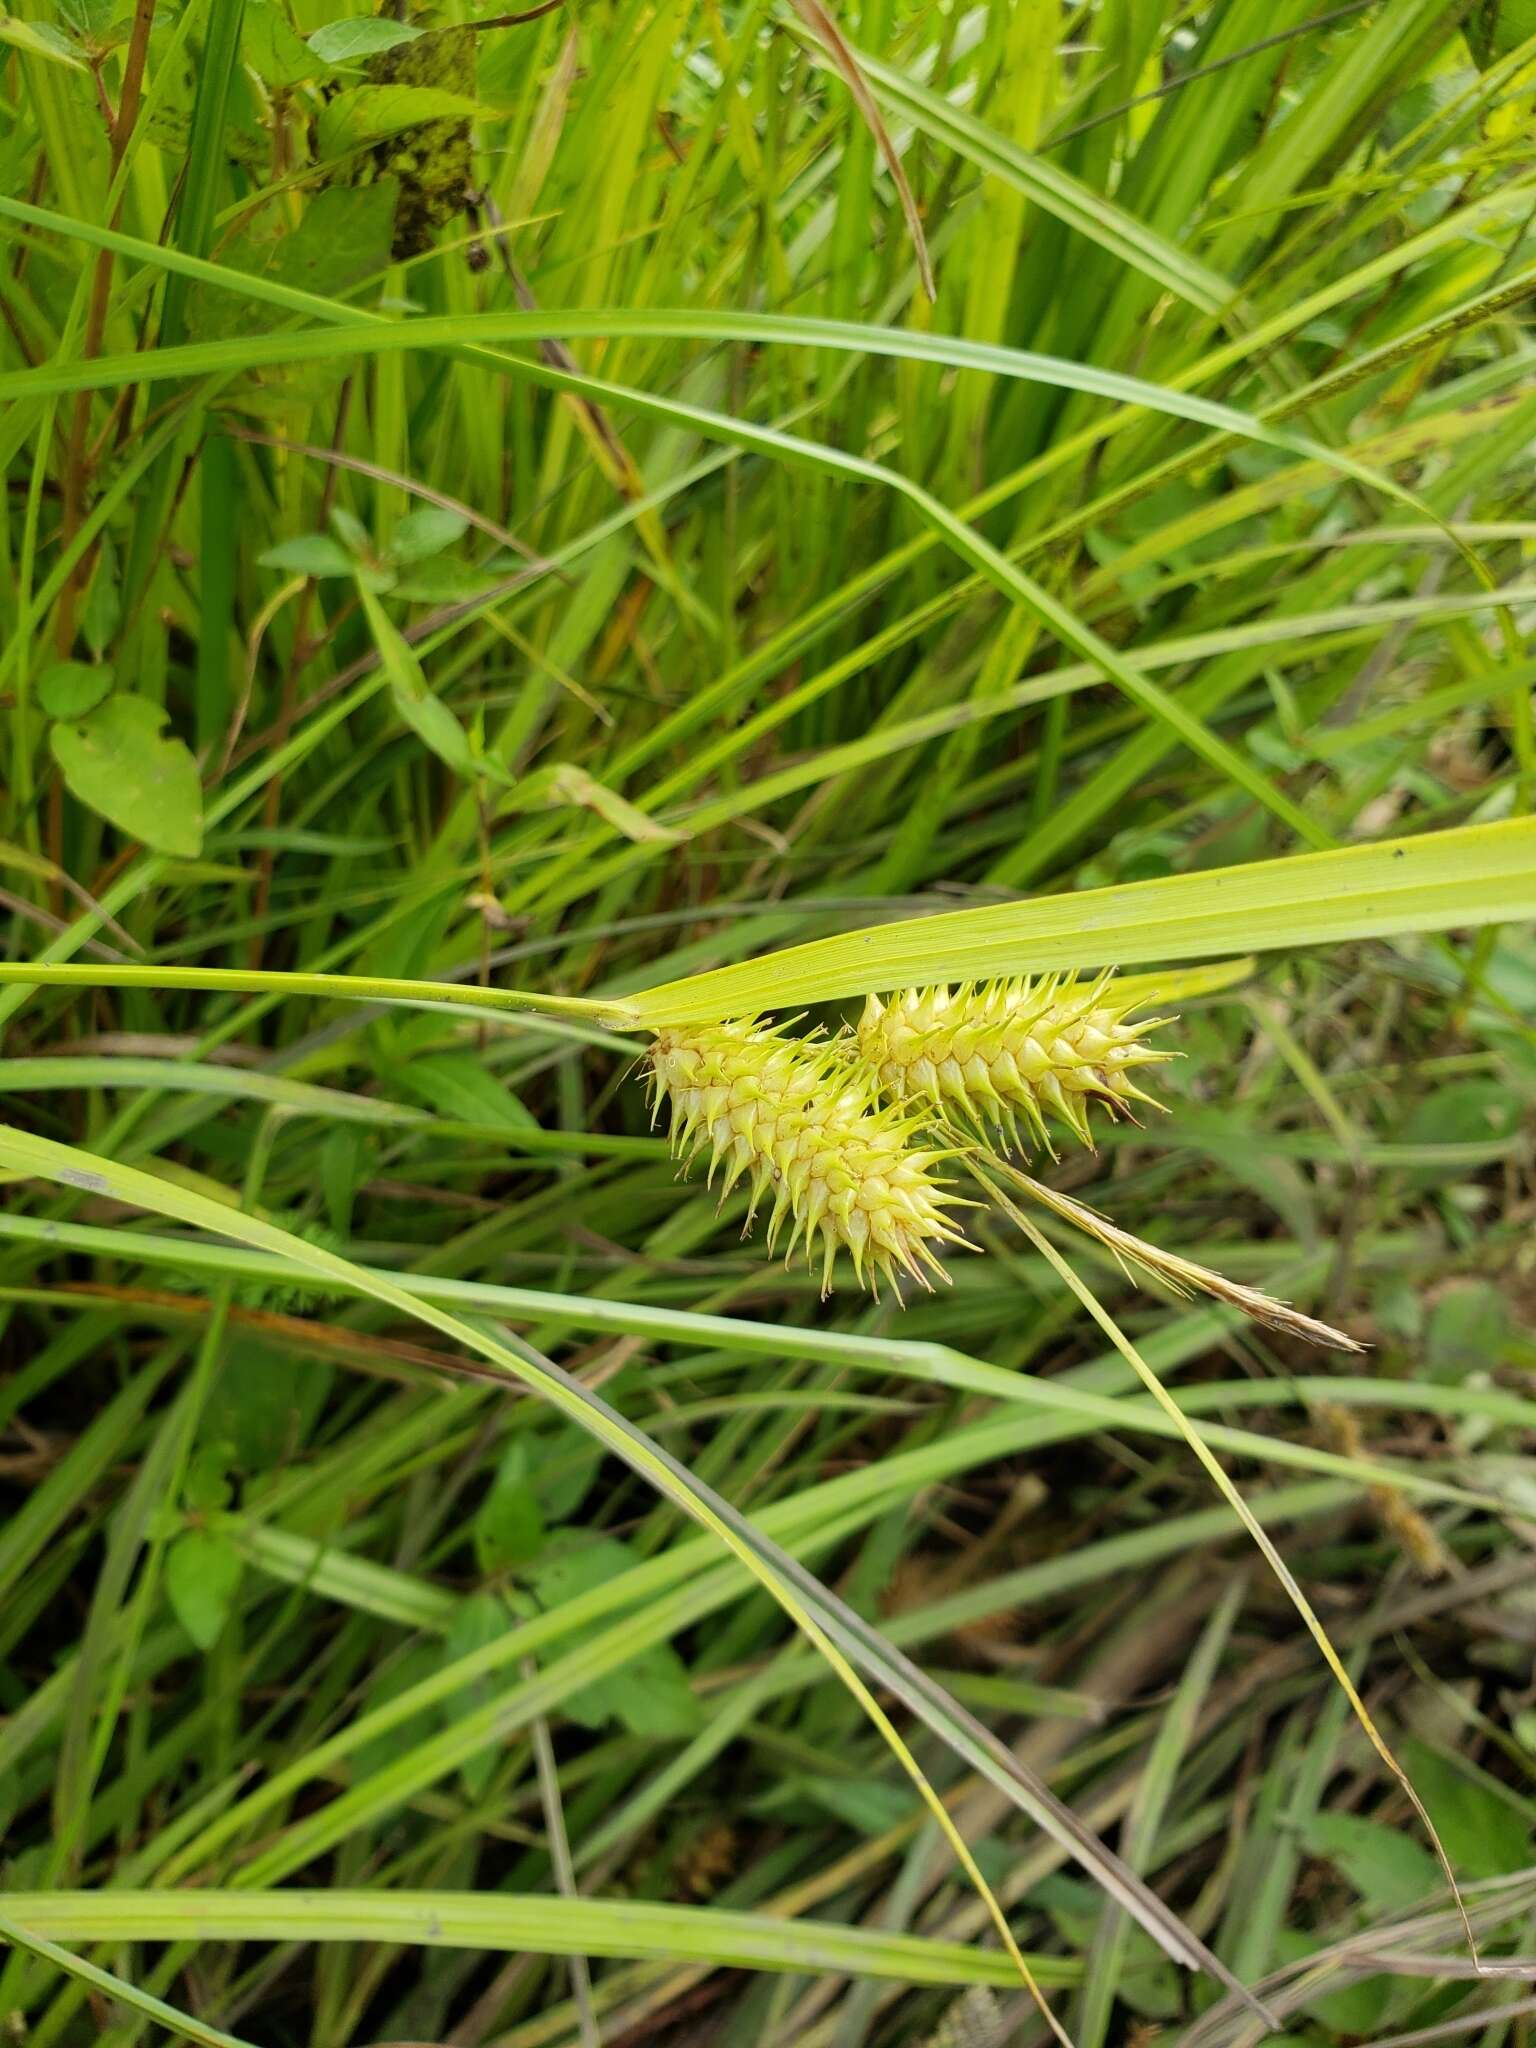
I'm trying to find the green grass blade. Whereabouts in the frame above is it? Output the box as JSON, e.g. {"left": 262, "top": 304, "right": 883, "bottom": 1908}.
{"left": 623, "top": 818, "right": 1536, "bottom": 1023}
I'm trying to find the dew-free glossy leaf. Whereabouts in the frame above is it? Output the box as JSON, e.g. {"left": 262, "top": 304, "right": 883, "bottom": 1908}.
{"left": 308, "top": 17, "right": 422, "bottom": 65}
{"left": 37, "top": 660, "right": 113, "bottom": 720}
{"left": 50, "top": 697, "right": 204, "bottom": 859}
{"left": 166, "top": 1529, "right": 242, "bottom": 1651}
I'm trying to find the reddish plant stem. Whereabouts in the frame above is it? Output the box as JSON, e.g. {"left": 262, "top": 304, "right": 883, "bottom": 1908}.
{"left": 46, "top": 0, "right": 156, "bottom": 919}
{"left": 53, "top": 0, "right": 156, "bottom": 660}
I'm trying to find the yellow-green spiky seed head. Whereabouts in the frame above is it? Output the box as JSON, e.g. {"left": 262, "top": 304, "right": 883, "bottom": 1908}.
{"left": 856, "top": 972, "right": 1173, "bottom": 1153}
{"left": 648, "top": 1018, "right": 969, "bottom": 1298}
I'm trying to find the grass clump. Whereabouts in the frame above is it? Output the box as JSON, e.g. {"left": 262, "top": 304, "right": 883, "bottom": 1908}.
{"left": 3, "top": 0, "right": 1536, "bottom": 2044}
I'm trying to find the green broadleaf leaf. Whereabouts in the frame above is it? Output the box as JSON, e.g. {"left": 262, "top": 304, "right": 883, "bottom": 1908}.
{"left": 37, "top": 660, "right": 113, "bottom": 720}
{"left": 530, "top": 1538, "right": 702, "bottom": 1737}
{"left": 165, "top": 1528, "right": 242, "bottom": 1651}
{"left": 1304, "top": 1812, "right": 1440, "bottom": 1912}
{"left": 387, "top": 505, "right": 469, "bottom": 564}
{"left": 443, "top": 1592, "right": 513, "bottom": 1797}
{"left": 243, "top": 0, "right": 325, "bottom": 85}
{"left": 50, "top": 696, "right": 204, "bottom": 859}
{"left": 308, "top": 18, "right": 423, "bottom": 65}
{"left": 205, "top": 1338, "right": 331, "bottom": 1473}
{"left": 390, "top": 680, "right": 469, "bottom": 768}
{"left": 802, "top": 1778, "right": 916, "bottom": 1836}
{"left": 601, "top": 1644, "right": 703, "bottom": 1739}
{"left": 539, "top": 1428, "right": 603, "bottom": 1521}
{"left": 80, "top": 533, "right": 119, "bottom": 657}
{"left": 1401, "top": 1740, "right": 1533, "bottom": 1879}
{"left": 474, "top": 1444, "right": 545, "bottom": 1574}
{"left": 1426, "top": 1280, "right": 1508, "bottom": 1382}
{"left": 316, "top": 84, "right": 484, "bottom": 160}
{"left": 1273, "top": 1929, "right": 1393, "bottom": 2036}
{"left": 187, "top": 181, "right": 399, "bottom": 345}
{"left": 389, "top": 558, "right": 503, "bottom": 603}
{"left": 258, "top": 534, "right": 354, "bottom": 577}
{"left": 1465, "top": 0, "right": 1536, "bottom": 63}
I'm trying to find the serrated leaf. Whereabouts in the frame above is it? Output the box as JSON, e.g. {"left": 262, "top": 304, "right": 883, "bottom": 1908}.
{"left": 58, "top": 0, "right": 123, "bottom": 35}
{"left": 37, "top": 660, "right": 113, "bottom": 720}
{"left": 316, "top": 83, "right": 484, "bottom": 160}
{"left": 393, "top": 1051, "right": 535, "bottom": 1131}
{"left": 165, "top": 1528, "right": 242, "bottom": 1651}
{"left": 309, "top": 17, "right": 422, "bottom": 65}
{"left": 258, "top": 534, "right": 355, "bottom": 577}
{"left": 50, "top": 696, "right": 203, "bottom": 859}
{"left": 387, "top": 505, "right": 469, "bottom": 564}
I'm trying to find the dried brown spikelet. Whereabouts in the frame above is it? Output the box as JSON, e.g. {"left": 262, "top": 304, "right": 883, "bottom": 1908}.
{"left": 648, "top": 1018, "right": 970, "bottom": 1297}
{"left": 857, "top": 971, "right": 1173, "bottom": 1153}
{"left": 994, "top": 1162, "right": 1364, "bottom": 1354}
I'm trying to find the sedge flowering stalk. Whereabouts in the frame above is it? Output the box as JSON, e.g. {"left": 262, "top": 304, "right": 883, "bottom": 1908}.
{"left": 648, "top": 1018, "right": 969, "bottom": 1296}
{"left": 857, "top": 971, "right": 1172, "bottom": 1153}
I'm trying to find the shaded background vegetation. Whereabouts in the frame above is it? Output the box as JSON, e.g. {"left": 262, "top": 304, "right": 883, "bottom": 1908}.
{"left": 2, "top": 0, "right": 1536, "bottom": 2043}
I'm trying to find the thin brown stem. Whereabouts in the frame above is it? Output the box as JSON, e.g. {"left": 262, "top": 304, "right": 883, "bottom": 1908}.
{"left": 52, "top": 0, "right": 155, "bottom": 661}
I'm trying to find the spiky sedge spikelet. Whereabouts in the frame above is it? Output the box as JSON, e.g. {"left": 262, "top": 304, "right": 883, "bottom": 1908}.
{"left": 648, "top": 1019, "right": 969, "bottom": 1297}
{"left": 857, "top": 972, "right": 1172, "bottom": 1153}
